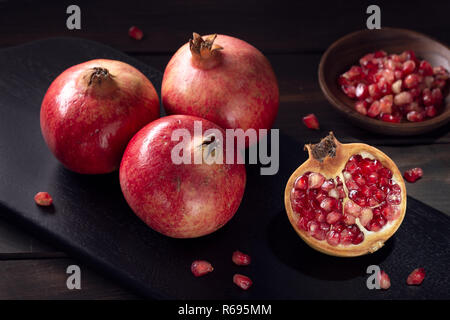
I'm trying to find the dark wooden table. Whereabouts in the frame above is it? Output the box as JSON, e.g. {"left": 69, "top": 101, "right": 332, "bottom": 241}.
{"left": 0, "top": 0, "right": 449, "bottom": 299}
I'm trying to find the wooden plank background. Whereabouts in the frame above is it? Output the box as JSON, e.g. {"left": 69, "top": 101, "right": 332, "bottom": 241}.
{"left": 0, "top": 0, "right": 449, "bottom": 299}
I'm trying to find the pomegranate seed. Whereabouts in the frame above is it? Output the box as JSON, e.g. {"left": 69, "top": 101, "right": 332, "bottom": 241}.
{"left": 128, "top": 26, "right": 144, "bottom": 40}
{"left": 424, "top": 76, "right": 434, "bottom": 88}
{"left": 431, "top": 88, "right": 443, "bottom": 106}
{"left": 359, "top": 208, "right": 373, "bottom": 227}
{"left": 425, "top": 105, "right": 437, "bottom": 117}
{"left": 321, "top": 179, "right": 335, "bottom": 191}
{"left": 302, "top": 114, "right": 319, "bottom": 130}
{"left": 344, "top": 200, "right": 361, "bottom": 217}
{"left": 391, "top": 80, "right": 402, "bottom": 94}
{"left": 232, "top": 250, "right": 251, "bottom": 266}
{"left": 422, "top": 88, "right": 433, "bottom": 106}
{"left": 378, "top": 270, "right": 391, "bottom": 289}
{"left": 191, "top": 260, "right": 213, "bottom": 277}
{"left": 34, "top": 192, "right": 53, "bottom": 206}
{"left": 308, "top": 173, "right": 325, "bottom": 189}
{"left": 379, "top": 95, "right": 393, "bottom": 114}
{"left": 367, "top": 101, "right": 381, "bottom": 118}
{"left": 402, "top": 60, "right": 416, "bottom": 75}
{"left": 368, "top": 83, "right": 381, "bottom": 99}
{"left": 419, "top": 60, "right": 433, "bottom": 76}
{"left": 394, "top": 92, "right": 413, "bottom": 106}
{"left": 406, "top": 268, "right": 425, "bottom": 285}
{"left": 380, "top": 113, "right": 400, "bottom": 123}
{"left": 354, "top": 100, "right": 368, "bottom": 115}
{"left": 295, "top": 175, "right": 308, "bottom": 190}
{"left": 360, "top": 53, "right": 375, "bottom": 67}
{"left": 355, "top": 83, "right": 368, "bottom": 99}
{"left": 342, "top": 85, "right": 356, "bottom": 98}
{"left": 403, "top": 167, "right": 423, "bottom": 183}
{"left": 352, "top": 231, "right": 364, "bottom": 244}
{"left": 404, "top": 74, "right": 420, "bottom": 89}
{"left": 406, "top": 111, "right": 424, "bottom": 122}
{"left": 233, "top": 274, "right": 253, "bottom": 290}
{"left": 326, "top": 230, "right": 340, "bottom": 246}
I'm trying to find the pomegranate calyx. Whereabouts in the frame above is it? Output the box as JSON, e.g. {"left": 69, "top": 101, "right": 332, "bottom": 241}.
{"left": 87, "top": 67, "right": 113, "bottom": 86}
{"left": 189, "top": 33, "right": 223, "bottom": 58}
{"left": 306, "top": 132, "right": 338, "bottom": 163}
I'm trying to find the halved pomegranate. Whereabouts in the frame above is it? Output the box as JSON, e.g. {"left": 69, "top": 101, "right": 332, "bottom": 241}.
{"left": 284, "top": 133, "right": 407, "bottom": 257}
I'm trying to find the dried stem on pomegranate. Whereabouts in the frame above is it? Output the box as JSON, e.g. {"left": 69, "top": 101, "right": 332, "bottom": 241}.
{"left": 189, "top": 33, "right": 223, "bottom": 60}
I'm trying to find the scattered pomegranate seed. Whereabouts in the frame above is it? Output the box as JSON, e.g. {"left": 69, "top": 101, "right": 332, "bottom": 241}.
{"left": 232, "top": 250, "right": 251, "bottom": 266}
{"left": 403, "top": 168, "right": 423, "bottom": 183}
{"left": 128, "top": 26, "right": 144, "bottom": 40}
{"left": 233, "top": 274, "right": 253, "bottom": 290}
{"left": 378, "top": 270, "right": 391, "bottom": 289}
{"left": 191, "top": 260, "right": 213, "bottom": 277}
{"left": 302, "top": 113, "right": 319, "bottom": 130}
{"left": 406, "top": 268, "right": 425, "bottom": 285}
{"left": 34, "top": 192, "right": 53, "bottom": 206}
{"left": 339, "top": 50, "right": 448, "bottom": 122}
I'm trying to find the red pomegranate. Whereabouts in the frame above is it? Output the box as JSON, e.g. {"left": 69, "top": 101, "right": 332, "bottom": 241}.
{"left": 40, "top": 59, "right": 160, "bottom": 174}
{"left": 119, "top": 115, "right": 246, "bottom": 238}
{"left": 285, "top": 133, "right": 406, "bottom": 257}
{"left": 161, "top": 33, "right": 279, "bottom": 143}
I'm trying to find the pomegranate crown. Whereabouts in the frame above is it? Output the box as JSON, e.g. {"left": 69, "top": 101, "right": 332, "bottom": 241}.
{"left": 189, "top": 33, "right": 223, "bottom": 59}
{"left": 306, "top": 132, "right": 338, "bottom": 162}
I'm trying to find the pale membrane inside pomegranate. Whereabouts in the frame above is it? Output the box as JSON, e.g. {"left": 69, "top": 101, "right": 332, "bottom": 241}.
{"left": 290, "top": 153, "right": 402, "bottom": 246}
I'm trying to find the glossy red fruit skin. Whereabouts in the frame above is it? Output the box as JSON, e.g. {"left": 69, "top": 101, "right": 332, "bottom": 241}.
{"left": 404, "top": 167, "right": 423, "bottom": 183}
{"left": 40, "top": 59, "right": 160, "bottom": 174}
{"left": 119, "top": 115, "right": 246, "bottom": 238}
{"left": 162, "top": 34, "right": 279, "bottom": 142}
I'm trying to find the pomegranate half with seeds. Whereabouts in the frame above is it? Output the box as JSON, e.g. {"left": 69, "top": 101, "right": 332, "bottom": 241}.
{"left": 284, "top": 133, "right": 406, "bottom": 257}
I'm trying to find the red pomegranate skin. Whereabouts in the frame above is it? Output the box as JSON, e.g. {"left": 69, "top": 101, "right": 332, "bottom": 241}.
{"left": 40, "top": 59, "right": 160, "bottom": 174}
{"left": 119, "top": 115, "right": 246, "bottom": 238}
{"left": 162, "top": 34, "right": 279, "bottom": 136}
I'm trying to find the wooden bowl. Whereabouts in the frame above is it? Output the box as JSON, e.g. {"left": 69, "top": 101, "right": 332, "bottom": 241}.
{"left": 318, "top": 28, "right": 450, "bottom": 135}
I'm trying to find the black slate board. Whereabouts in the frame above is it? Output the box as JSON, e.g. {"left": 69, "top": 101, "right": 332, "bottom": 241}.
{"left": 0, "top": 38, "right": 449, "bottom": 299}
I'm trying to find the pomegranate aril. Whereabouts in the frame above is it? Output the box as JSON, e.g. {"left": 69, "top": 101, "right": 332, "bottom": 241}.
{"left": 344, "top": 200, "right": 361, "bottom": 217}
{"left": 34, "top": 192, "right": 53, "bottom": 206}
{"left": 321, "top": 179, "right": 335, "bottom": 191}
{"left": 402, "top": 60, "right": 416, "bottom": 75}
{"left": 406, "top": 268, "right": 425, "bottom": 285}
{"left": 403, "top": 167, "right": 423, "bottom": 183}
{"left": 342, "top": 85, "right": 356, "bottom": 98}
{"left": 378, "top": 270, "right": 391, "bottom": 289}
{"left": 128, "top": 26, "right": 144, "bottom": 40}
{"left": 303, "top": 113, "right": 320, "bottom": 130}
{"left": 232, "top": 250, "right": 251, "bottom": 266}
{"left": 404, "top": 74, "right": 420, "bottom": 89}
{"left": 379, "top": 95, "right": 393, "bottom": 114}
{"left": 326, "top": 230, "right": 340, "bottom": 246}
{"left": 391, "top": 80, "right": 402, "bottom": 94}
{"left": 191, "top": 260, "right": 213, "bottom": 277}
{"left": 425, "top": 105, "right": 437, "bottom": 117}
{"left": 326, "top": 211, "right": 342, "bottom": 224}
{"left": 359, "top": 208, "right": 373, "bottom": 227}
{"left": 355, "top": 83, "right": 368, "bottom": 99}
{"left": 431, "top": 88, "right": 443, "bottom": 106}
{"left": 419, "top": 60, "right": 433, "bottom": 76}
{"left": 406, "top": 111, "right": 424, "bottom": 122}
{"left": 320, "top": 197, "right": 336, "bottom": 212}
{"left": 233, "top": 274, "right": 253, "bottom": 290}
{"left": 367, "top": 101, "right": 381, "bottom": 117}
{"left": 354, "top": 101, "right": 368, "bottom": 115}
{"left": 352, "top": 231, "right": 364, "bottom": 245}
{"left": 295, "top": 175, "right": 308, "bottom": 190}
{"left": 368, "top": 84, "right": 381, "bottom": 99}
{"left": 308, "top": 173, "right": 325, "bottom": 189}
{"left": 394, "top": 91, "right": 413, "bottom": 105}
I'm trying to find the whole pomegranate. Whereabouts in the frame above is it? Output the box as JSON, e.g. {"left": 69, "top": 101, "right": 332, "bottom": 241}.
{"left": 119, "top": 115, "right": 246, "bottom": 238}
{"left": 285, "top": 133, "right": 406, "bottom": 257}
{"left": 40, "top": 59, "right": 160, "bottom": 174}
{"left": 162, "top": 33, "right": 279, "bottom": 143}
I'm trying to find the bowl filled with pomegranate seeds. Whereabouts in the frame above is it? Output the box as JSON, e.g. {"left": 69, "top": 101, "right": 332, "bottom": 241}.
{"left": 319, "top": 28, "right": 450, "bottom": 135}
